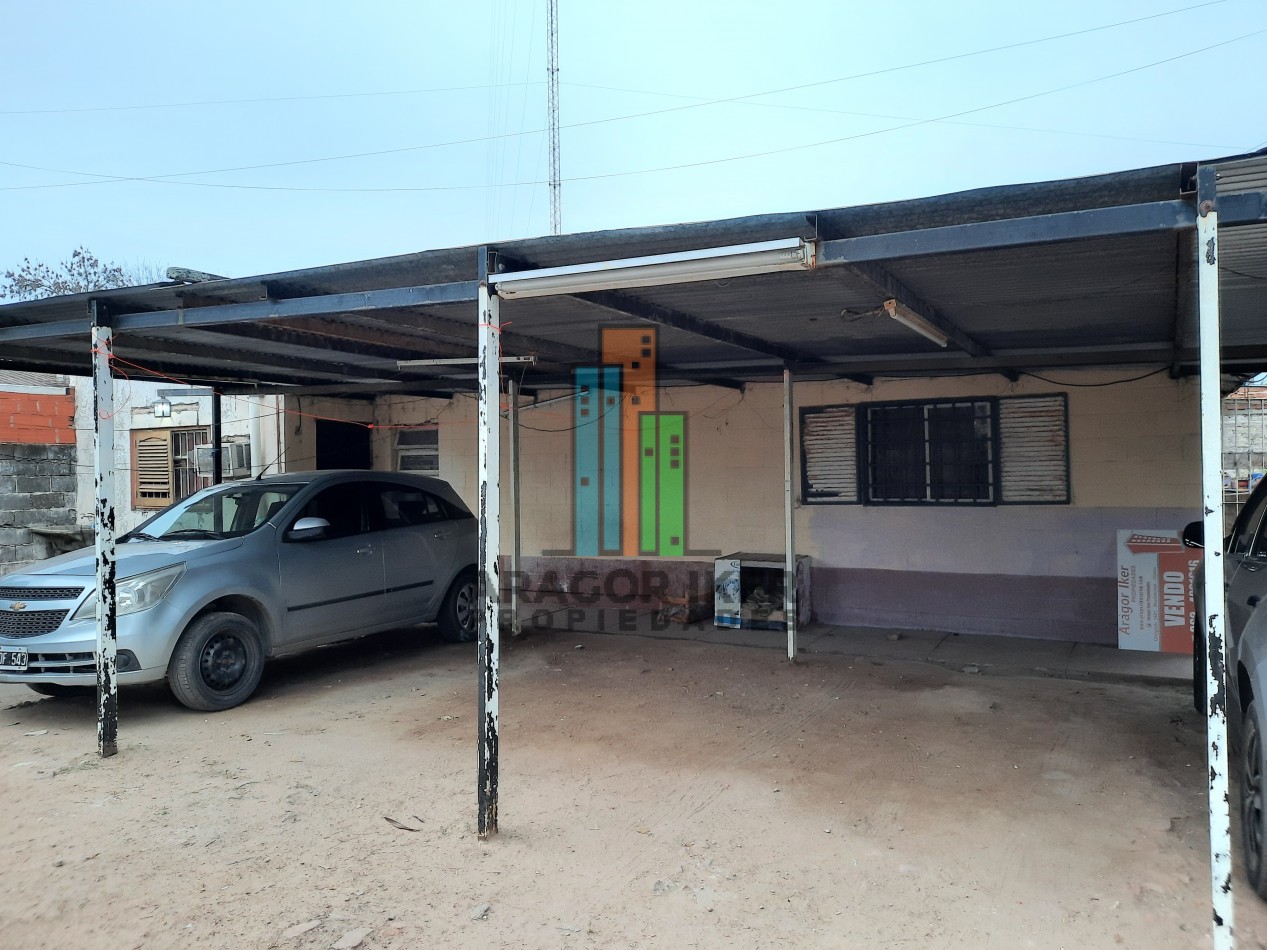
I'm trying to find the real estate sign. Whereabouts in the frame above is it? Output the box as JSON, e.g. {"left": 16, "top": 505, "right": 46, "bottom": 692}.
{"left": 1116, "top": 530, "right": 1200, "bottom": 654}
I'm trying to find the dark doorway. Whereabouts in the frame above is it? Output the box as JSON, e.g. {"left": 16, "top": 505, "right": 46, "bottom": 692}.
{"left": 315, "top": 419, "right": 372, "bottom": 470}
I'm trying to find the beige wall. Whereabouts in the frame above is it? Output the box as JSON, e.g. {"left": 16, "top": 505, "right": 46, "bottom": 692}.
{"left": 373, "top": 391, "right": 577, "bottom": 553}
{"left": 1068, "top": 370, "right": 1201, "bottom": 507}
{"left": 347, "top": 368, "right": 1201, "bottom": 581}
{"left": 283, "top": 395, "right": 374, "bottom": 474}
{"left": 794, "top": 370, "right": 1201, "bottom": 579}
{"left": 273, "top": 370, "right": 1202, "bottom": 641}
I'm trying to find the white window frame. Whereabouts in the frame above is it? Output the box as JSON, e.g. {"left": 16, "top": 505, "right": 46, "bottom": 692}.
{"left": 395, "top": 428, "right": 440, "bottom": 474}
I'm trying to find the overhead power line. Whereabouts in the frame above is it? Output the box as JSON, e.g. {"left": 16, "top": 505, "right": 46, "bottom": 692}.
{"left": 0, "top": 0, "right": 1229, "bottom": 118}
{"left": 1, "top": 27, "right": 1259, "bottom": 197}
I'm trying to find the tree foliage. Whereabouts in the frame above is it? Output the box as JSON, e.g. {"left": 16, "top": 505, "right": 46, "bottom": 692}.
{"left": 1, "top": 247, "right": 139, "bottom": 301}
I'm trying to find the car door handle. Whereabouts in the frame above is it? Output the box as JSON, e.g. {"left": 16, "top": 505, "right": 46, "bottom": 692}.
{"left": 355, "top": 545, "right": 374, "bottom": 556}
{"left": 433, "top": 531, "right": 450, "bottom": 540}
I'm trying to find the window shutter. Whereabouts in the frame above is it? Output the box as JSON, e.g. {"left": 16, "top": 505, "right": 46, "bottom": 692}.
{"left": 998, "top": 395, "right": 1069, "bottom": 504}
{"left": 801, "top": 406, "right": 858, "bottom": 503}
{"left": 133, "top": 431, "right": 174, "bottom": 508}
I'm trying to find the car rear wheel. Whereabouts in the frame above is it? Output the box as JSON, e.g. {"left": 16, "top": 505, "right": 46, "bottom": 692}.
{"left": 437, "top": 571, "right": 478, "bottom": 643}
{"left": 1243, "top": 700, "right": 1267, "bottom": 898}
{"left": 27, "top": 683, "right": 94, "bottom": 698}
{"left": 167, "top": 612, "right": 265, "bottom": 711}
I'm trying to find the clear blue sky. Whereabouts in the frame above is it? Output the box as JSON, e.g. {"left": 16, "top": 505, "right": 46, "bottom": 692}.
{"left": 1, "top": 0, "right": 1263, "bottom": 282}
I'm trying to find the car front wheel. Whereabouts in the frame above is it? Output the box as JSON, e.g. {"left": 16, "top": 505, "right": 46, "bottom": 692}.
{"left": 167, "top": 612, "right": 265, "bottom": 711}
{"left": 437, "top": 571, "right": 478, "bottom": 643}
{"left": 1243, "top": 700, "right": 1267, "bottom": 898}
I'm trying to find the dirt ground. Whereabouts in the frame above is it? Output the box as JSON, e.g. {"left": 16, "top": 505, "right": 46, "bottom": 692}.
{"left": 2, "top": 626, "right": 1266, "bottom": 949}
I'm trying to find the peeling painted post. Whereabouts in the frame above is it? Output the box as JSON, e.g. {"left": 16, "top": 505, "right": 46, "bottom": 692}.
{"left": 1197, "top": 165, "right": 1235, "bottom": 949}
{"left": 783, "top": 368, "right": 797, "bottom": 661}
{"left": 509, "top": 377, "right": 522, "bottom": 636}
{"left": 90, "top": 302, "right": 118, "bottom": 758}
{"left": 477, "top": 248, "right": 501, "bottom": 838}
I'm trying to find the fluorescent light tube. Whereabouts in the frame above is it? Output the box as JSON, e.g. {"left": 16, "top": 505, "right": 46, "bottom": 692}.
{"left": 491, "top": 238, "right": 814, "bottom": 299}
{"left": 883, "top": 298, "right": 950, "bottom": 347}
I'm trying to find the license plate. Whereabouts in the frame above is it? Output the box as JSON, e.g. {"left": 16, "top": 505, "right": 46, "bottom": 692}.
{"left": 0, "top": 647, "right": 28, "bottom": 672}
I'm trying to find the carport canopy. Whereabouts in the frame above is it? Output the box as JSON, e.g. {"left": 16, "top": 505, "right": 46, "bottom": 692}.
{"left": 0, "top": 154, "right": 1264, "bottom": 391}
{"left": 2, "top": 151, "right": 1266, "bottom": 949}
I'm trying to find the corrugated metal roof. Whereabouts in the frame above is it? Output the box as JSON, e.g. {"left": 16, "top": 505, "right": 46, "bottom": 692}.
{"left": 0, "top": 153, "right": 1262, "bottom": 391}
{"left": 1217, "top": 155, "right": 1267, "bottom": 196}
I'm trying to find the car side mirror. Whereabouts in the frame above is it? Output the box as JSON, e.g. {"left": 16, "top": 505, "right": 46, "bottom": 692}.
{"left": 1182, "top": 521, "right": 1204, "bottom": 549}
{"left": 287, "top": 516, "right": 330, "bottom": 542}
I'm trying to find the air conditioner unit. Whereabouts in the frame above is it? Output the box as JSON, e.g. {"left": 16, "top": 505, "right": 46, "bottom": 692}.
{"left": 191, "top": 442, "right": 252, "bottom": 479}
{"left": 225, "top": 441, "right": 251, "bottom": 477}
{"left": 190, "top": 444, "right": 216, "bottom": 478}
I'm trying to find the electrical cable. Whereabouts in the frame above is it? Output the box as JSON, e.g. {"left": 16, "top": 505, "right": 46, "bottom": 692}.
{"left": 0, "top": 8, "right": 1255, "bottom": 195}
{"left": 1020, "top": 366, "right": 1172, "bottom": 387}
{"left": 0, "top": 0, "right": 1226, "bottom": 122}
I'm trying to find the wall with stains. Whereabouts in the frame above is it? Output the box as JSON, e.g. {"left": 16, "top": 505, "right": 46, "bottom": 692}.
{"left": 70, "top": 382, "right": 286, "bottom": 535}
{"left": 278, "top": 395, "right": 372, "bottom": 474}
{"left": 361, "top": 369, "right": 1199, "bottom": 643}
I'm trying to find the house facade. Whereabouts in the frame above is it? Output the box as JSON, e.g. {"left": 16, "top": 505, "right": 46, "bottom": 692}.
{"left": 282, "top": 363, "right": 1198, "bottom": 645}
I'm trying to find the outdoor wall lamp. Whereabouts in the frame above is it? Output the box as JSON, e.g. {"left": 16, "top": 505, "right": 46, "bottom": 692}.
{"left": 883, "top": 298, "right": 951, "bottom": 347}
{"left": 151, "top": 398, "right": 172, "bottom": 418}
{"left": 491, "top": 237, "right": 815, "bottom": 299}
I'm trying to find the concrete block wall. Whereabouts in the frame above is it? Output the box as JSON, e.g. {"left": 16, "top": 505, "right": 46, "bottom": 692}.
{"left": 0, "top": 443, "right": 79, "bottom": 571}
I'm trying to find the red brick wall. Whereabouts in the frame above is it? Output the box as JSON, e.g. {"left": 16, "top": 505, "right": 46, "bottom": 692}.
{"left": 0, "top": 389, "right": 76, "bottom": 445}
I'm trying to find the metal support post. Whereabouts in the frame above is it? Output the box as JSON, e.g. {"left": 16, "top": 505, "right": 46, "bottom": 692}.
{"left": 90, "top": 302, "right": 118, "bottom": 758}
{"left": 477, "top": 248, "right": 502, "bottom": 838}
{"left": 210, "top": 391, "right": 223, "bottom": 485}
{"left": 248, "top": 393, "right": 263, "bottom": 477}
{"left": 783, "top": 368, "right": 797, "bottom": 661}
{"left": 509, "top": 378, "right": 522, "bottom": 636}
{"left": 1197, "top": 164, "right": 1236, "bottom": 949}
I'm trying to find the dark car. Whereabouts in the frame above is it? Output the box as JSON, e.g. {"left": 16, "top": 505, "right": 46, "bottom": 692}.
{"left": 1187, "top": 475, "right": 1267, "bottom": 897}
{"left": 0, "top": 471, "right": 478, "bottom": 711}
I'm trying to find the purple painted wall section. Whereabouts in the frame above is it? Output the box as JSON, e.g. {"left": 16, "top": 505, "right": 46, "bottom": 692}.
{"left": 811, "top": 567, "right": 1116, "bottom": 643}
{"left": 802, "top": 506, "right": 1200, "bottom": 579}
{"left": 503, "top": 504, "right": 1199, "bottom": 644}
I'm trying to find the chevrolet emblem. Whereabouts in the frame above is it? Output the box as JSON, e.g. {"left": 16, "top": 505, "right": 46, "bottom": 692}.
{"left": 10, "top": 602, "right": 27, "bottom": 611}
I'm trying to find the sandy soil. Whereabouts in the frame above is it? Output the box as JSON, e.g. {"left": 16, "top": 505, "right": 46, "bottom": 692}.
{"left": 2, "top": 626, "right": 1266, "bottom": 949}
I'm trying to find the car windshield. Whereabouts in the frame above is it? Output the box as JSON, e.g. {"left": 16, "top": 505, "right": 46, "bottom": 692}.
{"left": 129, "top": 483, "right": 303, "bottom": 541}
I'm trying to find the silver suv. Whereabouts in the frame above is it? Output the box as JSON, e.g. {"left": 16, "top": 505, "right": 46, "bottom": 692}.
{"left": 0, "top": 470, "right": 478, "bottom": 711}
{"left": 1187, "top": 475, "right": 1267, "bottom": 898}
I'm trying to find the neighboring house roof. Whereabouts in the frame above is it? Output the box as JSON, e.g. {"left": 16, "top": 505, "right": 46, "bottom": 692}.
{"left": 0, "top": 370, "right": 68, "bottom": 388}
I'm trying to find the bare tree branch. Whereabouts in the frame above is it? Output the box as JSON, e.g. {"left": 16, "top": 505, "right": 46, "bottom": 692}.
{"left": 1, "top": 247, "right": 161, "bottom": 301}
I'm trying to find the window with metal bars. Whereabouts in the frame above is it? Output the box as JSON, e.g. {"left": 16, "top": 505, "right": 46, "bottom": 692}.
{"left": 801, "top": 394, "right": 1069, "bottom": 506}
{"left": 864, "top": 400, "right": 995, "bottom": 504}
{"left": 131, "top": 427, "right": 211, "bottom": 509}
